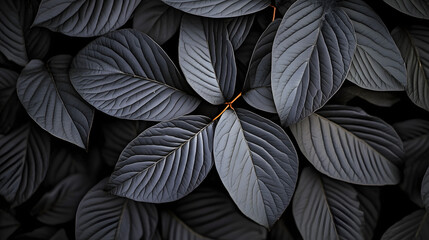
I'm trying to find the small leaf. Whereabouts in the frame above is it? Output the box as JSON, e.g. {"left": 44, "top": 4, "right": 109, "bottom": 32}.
{"left": 161, "top": 210, "right": 212, "bottom": 240}
{"left": 17, "top": 55, "right": 94, "bottom": 149}
{"left": 133, "top": 0, "right": 183, "bottom": 45}
{"left": 243, "top": 19, "right": 280, "bottom": 113}
{"left": 272, "top": 0, "right": 356, "bottom": 126}
{"left": 214, "top": 108, "right": 298, "bottom": 227}
{"left": 381, "top": 209, "right": 429, "bottom": 240}
{"left": 383, "top": 0, "right": 429, "bottom": 19}
{"left": 226, "top": 14, "right": 255, "bottom": 50}
{"left": 0, "top": 209, "right": 20, "bottom": 239}
{"left": 160, "top": 0, "right": 270, "bottom": 18}
{"left": 70, "top": 29, "right": 200, "bottom": 121}
{"left": 179, "top": 15, "right": 236, "bottom": 105}
{"left": 109, "top": 115, "right": 214, "bottom": 203}
{"left": 0, "top": 124, "right": 50, "bottom": 207}
{"left": 290, "top": 105, "right": 403, "bottom": 185}
{"left": 33, "top": 0, "right": 141, "bottom": 37}
{"left": 76, "top": 178, "right": 158, "bottom": 240}
{"left": 422, "top": 167, "right": 429, "bottom": 210}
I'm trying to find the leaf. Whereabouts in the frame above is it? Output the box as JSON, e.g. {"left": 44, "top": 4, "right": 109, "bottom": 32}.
{"left": 271, "top": 0, "right": 356, "bottom": 127}
{"left": 133, "top": 0, "right": 183, "bottom": 45}
{"left": 160, "top": 210, "right": 212, "bottom": 240}
{"left": 179, "top": 15, "right": 236, "bottom": 105}
{"left": 422, "top": 167, "right": 429, "bottom": 210}
{"left": 160, "top": 0, "right": 270, "bottom": 18}
{"left": 383, "top": 0, "right": 429, "bottom": 19}
{"left": 290, "top": 105, "right": 403, "bottom": 185}
{"left": 243, "top": 19, "right": 280, "bottom": 113}
{"left": 76, "top": 178, "right": 158, "bottom": 240}
{"left": 0, "top": 0, "right": 50, "bottom": 66}
{"left": 394, "top": 119, "right": 429, "bottom": 141}
{"left": 226, "top": 14, "right": 255, "bottom": 50}
{"left": 356, "top": 186, "right": 381, "bottom": 240}
{"left": 31, "top": 174, "right": 92, "bottom": 225}
{"left": 173, "top": 187, "right": 267, "bottom": 240}
{"left": 0, "top": 123, "right": 50, "bottom": 207}
{"left": 17, "top": 55, "right": 94, "bottom": 149}
{"left": 33, "top": 0, "right": 141, "bottom": 37}
{"left": 392, "top": 25, "right": 429, "bottom": 111}
{"left": 109, "top": 115, "right": 214, "bottom": 203}
{"left": 70, "top": 29, "right": 200, "bottom": 121}
{"left": 293, "top": 167, "right": 366, "bottom": 240}
{"left": 0, "top": 68, "right": 20, "bottom": 134}
{"left": 15, "top": 226, "right": 66, "bottom": 240}
{"left": 339, "top": 0, "right": 407, "bottom": 91}
{"left": 0, "top": 209, "right": 20, "bottom": 239}
{"left": 381, "top": 209, "right": 429, "bottom": 240}
{"left": 214, "top": 108, "right": 298, "bottom": 227}
{"left": 275, "top": 0, "right": 297, "bottom": 16}
{"left": 333, "top": 85, "right": 401, "bottom": 107}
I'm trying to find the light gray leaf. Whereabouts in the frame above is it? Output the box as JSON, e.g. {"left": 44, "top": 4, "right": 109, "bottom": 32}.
{"left": 214, "top": 108, "right": 298, "bottom": 227}
{"left": 381, "top": 209, "right": 429, "bottom": 240}
{"left": 226, "top": 14, "right": 255, "bottom": 50}
{"left": 160, "top": 210, "right": 212, "bottom": 240}
{"left": 179, "top": 15, "right": 236, "bottom": 105}
{"left": 272, "top": 0, "right": 356, "bottom": 126}
{"left": 70, "top": 29, "right": 200, "bottom": 121}
{"left": 291, "top": 105, "right": 403, "bottom": 185}
{"left": 383, "top": 0, "right": 429, "bottom": 19}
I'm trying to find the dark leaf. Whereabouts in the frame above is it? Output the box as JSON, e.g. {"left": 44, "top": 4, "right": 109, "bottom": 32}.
{"left": 243, "top": 19, "right": 280, "bottom": 113}
{"left": 214, "top": 108, "right": 298, "bottom": 227}
{"left": 383, "top": 0, "right": 429, "bottom": 19}
{"left": 0, "top": 123, "right": 50, "bottom": 207}
{"left": 381, "top": 209, "right": 429, "bottom": 240}
{"left": 290, "top": 105, "right": 403, "bottom": 185}
{"left": 179, "top": 15, "right": 236, "bottom": 105}
{"left": 333, "top": 85, "right": 401, "bottom": 107}
{"left": 33, "top": 0, "right": 141, "bottom": 37}
{"left": 356, "top": 186, "right": 381, "bottom": 240}
{"left": 422, "top": 167, "right": 429, "bottom": 210}
{"left": 160, "top": 210, "right": 212, "bottom": 240}
{"left": 70, "top": 29, "right": 200, "bottom": 121}
{"left": 394, "top": 119, "right": 429, "bottom": 141}
{"left": 268, "top": 219, "right": 295, "bottom": 240}
{"left": 275, "top": 0, "right": 297, "bottom": 16}
{"left": 15, "top": 226, "right": 66, "bottom": 240}
{"left": 160, "top": 0, "right": 270, "bottom": 18}
{"left": 109, "top": 115, "right": 214, "bottom": 203}
{"left": 226, "top": 14, "right": 255, "bottom": 50}
{"left": 133, "top": 0, "right": 183, "bottom": 45}
{"left": 271, "top": 0, "right": 356, "bottom": 126}
{"left": 17, "top": 55, "right": 94, "bottom": 149}
{"left": 0, "top": 209, "right": 20, "bottom": 239}
{"left": 76, "top": 178, "right": 158, "bottom": 240}
{"left": 0, "top": 68, "right": 20, "bottom": 134}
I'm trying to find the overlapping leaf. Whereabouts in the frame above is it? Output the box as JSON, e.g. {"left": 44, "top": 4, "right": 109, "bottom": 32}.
{"left": 161, "top": 0, "right": 270, "bottom": 18}
{"left": 340, "top": 0, "right": 407, "bottom": 91}
{"left": 226, "top": 15, "right": 255, "bottom": 50}
{"left": 0, "top": 68, "right": 20, "bottom": 134}
{"left": 214, "top": 108, "right": 298, "bottom": 227}
{"left": 0, "top": 124, "right": 50, "bottom": 207}
{"left": 333, "top": 85, "right": 401, "bottom": 107}
{"left": 271, "top": 0, "right": 356, "bottom": 127}
{"left": 243, "top": 19, "right": 280, "bottom": 113}
{"left": 392, "top": 25, "right": 429, "bottom": 111}
{"left": 179, "top": 15, "right": 236, "bottom": 105}
{"left": 160, "top": 211, "right": 211, "bottom": 240}
{"left": 291, "top": 105, "right": 403, "bottom": 185}
{"left": 33, "top": 0, "right": 141, "bottom": 37}
{"left": 17, "top": 55, "right": 94, "bottom": 149}
{"left": 70, "top": 29, "right": 200, "bottom": 121}
{"left": 76, "top": 178, "right": 158, "bottom": 240}
{"left": 383, "top": 0, "right": 429, "bottom": 19}
{"left": 0, "top": 210, "right": 20, "bottom": 239}
{"left": 356, "top": 186, "right": 381, "bottom": 240}
{"left": 422, "top": 167, "right": 429, "bottom": 210}
{"left": 381, "top": 209, "right": 429, "bottom": 239}
{"left": 109, "top": 115, "right": 214, "bottom": 203}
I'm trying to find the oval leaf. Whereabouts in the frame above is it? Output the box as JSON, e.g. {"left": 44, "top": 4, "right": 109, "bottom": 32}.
{"left": 179, "top": 15, "right": 236, "bottom": 105}
{"left": 160, "top": 210, "right": 211, "bottom": 240}
{"left": 76, "top": 178, "right": 158, "bottom": 240}
{"left": 290, "top": 105, "right": 403, "bottom": 185}
{"left": 226, "top": 15, "right": 255, "bottom": 50}
{"left": 383, "top": 0, "right": 429, "bottom": 19}
{"left": 340, "top": 0, "right": 407, "bottom": 91}
{"left": 381, "top": 209, "right": 429, "bottom": 240}
{"left": 33, "top": 0, "right": 141, "bottom": 37}
{"left": 17, "top": 55, "right": 94, "bottom": 149}
{"left": 160, "top": 0, "right": 270, "bottom": 18}
{"left": 0, "top": 124, "right": 50, "bottom": 207}
{"left": 214, "top": 108, "right": 298, "bottom": 227}
{"left": 70, "top": 29, "right": 200, "bottom": 121}
{"left": 271, "top": 0, "right": 356, "bottom": 127}
{"left": 243, "top": 19, "right": 280, "bottom": 113}
{"left": 109, "top": 115, "right": 214, "bottom": 203}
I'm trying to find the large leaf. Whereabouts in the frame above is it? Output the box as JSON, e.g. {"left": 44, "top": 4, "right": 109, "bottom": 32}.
{"left": 33, "top": 0, "right": 140, "bottom": 37}
{"left": 173, "top": 187, "right": 267, "bottom": 240}
{"left": 31, "top": 174, "right": 92, "bottom": 225}
{"left": 243, "top": 19, "right": 280, "bottom": 113}
{"left": 179, "top": 15, "right": 236, "bottom": 105}
{"left": 422, "top": 167, "right": 429, "bottom": 210}
{"left": 293, "top": 168, "right": 366, "bottom": 240}
{"left": 0, "top": 0, "right": 50, "bottom": 66}
{"left": 214, "top": 108, "right": 298, "bottom": 227}
{"left": 392, "top": 25, "right": 429, "bottom": 111}
{"left": 381, "top": 209, "right": 429, "bottom": 240}
{"left": 0, "top": 209, "right": 20, "bottom": 239}
{"left": 109, "top": 115, "right": 214, "bottom": 203}
{"left": 160, "top": 0, "right": 270, "bottom": 18}
{"left": 70, "top": 29, "right": 200, "bottom": 121}
{"left": 76, "top": 178, "right": 158, "bottom": 240}
{"left": 133, "top": 0, "right": 183, "bottom": 45}
{"left": 290, "top": 105, "right": 402, "bottom": 185}
{"left": 17, "top": 55, "right": 94, "bottom": 149}
{"left": 340, "top": 0, "right": 407, "bottom": 91}
{"left": 160, "top": 210, "right": 211, "bottom": 240}
{"left": 271, "top": 0, "right": 356, "bottom": 127}
{"left": 0, "top": 68, "right": 20, "bottom": 134}
{"left": 0, "top": 124, "right": 50, "bottom": 207}
{"left": 226, "top": 15, "right": 255, "bottom": 50}
{"left": 383, "top": 0, "right": 429, "bottom": 19}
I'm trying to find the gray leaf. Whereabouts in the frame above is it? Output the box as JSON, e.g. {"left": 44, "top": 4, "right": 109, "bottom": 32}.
{"left": 160, "top": 210, "right": 212, "bottom": 240}
{"left": 333, "top": 85, "right": 401, "bottom": 107}
{"left": 383, "top": 0, "right": 429, "bottom": 19}
{"left": 381, "top": 209, "right": 429, "bottom": 240}
{"left": 356, "top": 186, "right": 381, "bottom": 240}
{"left": 226, "top": 14, "right": 255, "bottom": 50}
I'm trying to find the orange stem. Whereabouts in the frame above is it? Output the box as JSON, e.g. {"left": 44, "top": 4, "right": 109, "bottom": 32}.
{"left": 270, "top": 5, "right": 276, "bottom": 22}
{"left": 212, "top": 92, "right": 243, "bottom": 121}
{"left": 213, "top": 105, "right": 229, "bottom": 121}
